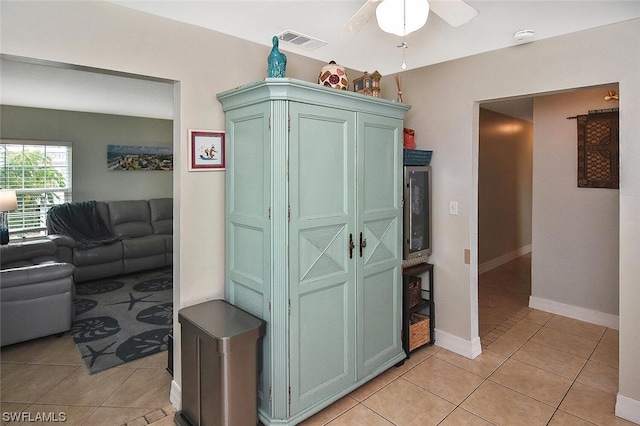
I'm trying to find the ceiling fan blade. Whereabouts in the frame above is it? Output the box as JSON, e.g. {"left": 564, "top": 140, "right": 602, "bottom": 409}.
{"left": 429, "top": 0, "right": 478, "bottom": 27}
{"left": 340, "top": 0, "right": 380, "bottom": 35}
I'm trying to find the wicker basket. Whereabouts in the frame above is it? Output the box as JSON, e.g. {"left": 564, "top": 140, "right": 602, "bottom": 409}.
{"left": 409, "top": 313, "right": 431, "bottom": 352}
{"left": 408, "top": 277, "right": 422, "bottom": 309}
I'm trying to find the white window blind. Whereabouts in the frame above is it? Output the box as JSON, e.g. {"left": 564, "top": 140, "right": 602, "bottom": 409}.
{"left": 0, "top": 141, "right": 72, "bottom": 239}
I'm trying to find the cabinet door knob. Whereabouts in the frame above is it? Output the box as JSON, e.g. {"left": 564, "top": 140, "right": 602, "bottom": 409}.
{"left": 360, "top": 232, "right": 367, "bottom": 257}
{"left": 349, "top": 233, "right": 355, "bottom": 259}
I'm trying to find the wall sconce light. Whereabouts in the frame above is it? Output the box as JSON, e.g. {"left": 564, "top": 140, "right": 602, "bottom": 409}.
{"left": 0, "top": 190, "right": 18, "bottom": 245}
{"left": 604, "top": 90, "right": 619, "bottom": 102}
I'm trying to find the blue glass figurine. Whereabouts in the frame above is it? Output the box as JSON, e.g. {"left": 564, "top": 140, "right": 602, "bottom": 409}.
{"left": 267, "top": 36, "right": 287, "bottom": 78}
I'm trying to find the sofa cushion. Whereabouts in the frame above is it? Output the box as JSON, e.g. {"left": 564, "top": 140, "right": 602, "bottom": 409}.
{"left": 123, "top": 254, "right": 166, "bottom": 275}
{"left": 75, "top": 261, "right": 123, "bottom": 283}
{"left": 121, "top": 235, "right": 166, "bottom": 258}
{"left": 149, "top": 198, "right": 173, "bottom": 235}
{"left": 108, "top": 200, "right": 153, "bottom": 238}
{"left": 73, "top": 241, "right": 123, "bottom": 266}
{"left": 0, "top": 240, "right": 58, "bottom": 269}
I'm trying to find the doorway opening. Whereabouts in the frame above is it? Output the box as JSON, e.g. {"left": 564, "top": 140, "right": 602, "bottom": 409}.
{"left": 0, "top": 54, "right": 179, "bottom": 375}
{"left": 477, "top": 98, "right": 533, "bottom": 344}
{"left": 477, "top": 83, "right": 620, "bottom": 347}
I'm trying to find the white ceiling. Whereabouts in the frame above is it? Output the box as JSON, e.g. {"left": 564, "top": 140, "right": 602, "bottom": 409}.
{"left": 107, "top": 0, "right": 640, "bottom": 75}
{"left": 2, "top": 1, "right": 639, "bottom": 120}
{"left": 482, "top": 97, "right": 534, "bottom": 122}
{"left": 0, "top": 58, "right": 175, "bottom": 119}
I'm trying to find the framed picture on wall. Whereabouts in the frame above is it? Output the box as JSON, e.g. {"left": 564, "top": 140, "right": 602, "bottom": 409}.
{"left": 188, "top": 130, "right": 225, "bottom": 171}
{"left": 107, "top": 144, "right": 173, "bottom": 171}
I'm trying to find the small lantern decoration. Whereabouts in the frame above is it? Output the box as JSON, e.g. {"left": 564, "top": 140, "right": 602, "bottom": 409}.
{"left": 353, "top": 71, "right": 382, "bottom": 97}
{"left": 318, "top": 61, "right": 348, "bottom": 90}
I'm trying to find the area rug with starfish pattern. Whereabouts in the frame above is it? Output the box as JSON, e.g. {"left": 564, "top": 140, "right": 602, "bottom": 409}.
{"left": 71, "top": 267, "right": 173, "bottom": 374}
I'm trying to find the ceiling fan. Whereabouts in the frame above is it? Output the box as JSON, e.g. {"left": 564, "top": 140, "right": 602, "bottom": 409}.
{"left": 340, "top": 0, "right": 478, "bottom": 36}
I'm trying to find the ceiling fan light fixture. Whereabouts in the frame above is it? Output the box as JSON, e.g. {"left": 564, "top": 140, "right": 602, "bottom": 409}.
{"left": 376, "top": 0, "right": 430, "bottom": 37}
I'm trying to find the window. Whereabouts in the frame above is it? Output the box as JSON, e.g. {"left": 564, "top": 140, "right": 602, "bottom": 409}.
{"left": 0, "top": 141, "right": 72, "bottom": 239}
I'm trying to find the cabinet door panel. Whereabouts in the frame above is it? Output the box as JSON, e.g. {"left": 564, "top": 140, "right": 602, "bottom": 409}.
{"left": 289, "top": 103, "right": 357, "bottom": 415}
{"left": 228, "top": 110, "right": 269, "bottom": 219}
{"left": 361, "top": 118, "right": 399, "bottom": 213}
{"left": 361, "top": 266, "right": 399, "bottom": 364}
{"left": 299, "top": 225, "right": 348, "bottom": 281}
{"left": 357, "top": 113, "right": 404, "bottom": 377}
{"left": 224, "top": 103, "right": 273, "bottom": 413}
{"left": 296, "top": 115, "right": 350, "bottom": 219}
{"left": 296, "top": 281, "right": 351, "bottom": 396}
{"left": 363, "top": 217, "right": 398, "bottom": 266}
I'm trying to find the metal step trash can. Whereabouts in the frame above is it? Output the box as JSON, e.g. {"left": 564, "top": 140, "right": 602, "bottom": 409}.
{"left": 175, "top": 299, "right": 266, "bottom": 426}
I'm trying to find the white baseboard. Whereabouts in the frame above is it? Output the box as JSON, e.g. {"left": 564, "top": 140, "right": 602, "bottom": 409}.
{"left": 479, "top": 245, "right": 532, "bottom": 275}
{"left": 435, "top": 328, "right": 482, "bottom": 359}
{"left": 170, "top": 380, "right": 181, "bottom": 411}
{"left": 616, "top": 394, "right": 640, "bottom": 424}
{"left": 529, "top": 296, "right": 619, "bottom": 330}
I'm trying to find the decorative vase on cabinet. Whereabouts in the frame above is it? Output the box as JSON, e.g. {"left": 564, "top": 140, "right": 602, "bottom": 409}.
{"left": 217, "top": 78, "right": 410, "bottom": 425}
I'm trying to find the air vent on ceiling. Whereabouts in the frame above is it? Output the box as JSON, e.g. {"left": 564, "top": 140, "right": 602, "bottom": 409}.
{"left": 277, "top": 30, "right": 327, "bottom": 51}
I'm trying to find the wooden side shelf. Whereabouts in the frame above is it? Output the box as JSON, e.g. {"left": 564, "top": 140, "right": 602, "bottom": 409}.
{"left": 402, "top": 262, "right": 435, "bottom": 357}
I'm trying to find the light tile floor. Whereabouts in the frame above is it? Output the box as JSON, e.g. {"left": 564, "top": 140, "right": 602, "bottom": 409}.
{"left": 299, "top": 254, "right": 634, "bottom": 426}
{"left": 0, "top": 335, "right": 174, "bottom": 426}
{"left": 1, "top": 255, "right": 635, "bottom": 425}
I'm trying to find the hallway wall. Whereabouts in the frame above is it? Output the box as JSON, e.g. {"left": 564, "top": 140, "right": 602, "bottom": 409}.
{"left": 396, "top": 19, "right": 639, "bottom": 416}
{"left": 531, "top": 85, "right": 620, "bottom": 320}
{"left": 478, "top": 108, "right": 533, "bottom": 269}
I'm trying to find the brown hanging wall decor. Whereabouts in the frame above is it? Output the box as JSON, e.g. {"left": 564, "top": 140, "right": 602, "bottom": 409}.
{"left": 576, "top": 109, "right": 619, "bottom": 189}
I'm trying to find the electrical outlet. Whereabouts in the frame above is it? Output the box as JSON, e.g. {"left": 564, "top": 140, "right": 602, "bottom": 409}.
{"left": 449, "top": 201, "right": 458, "bottom": 215}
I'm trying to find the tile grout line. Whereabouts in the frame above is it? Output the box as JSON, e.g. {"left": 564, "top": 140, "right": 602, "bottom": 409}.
{"left": 121, "top": 405, "right": 176, "bottom": 426}
{"left": 438, "top": 308, "right": 536, "bottom": 425}
{"left": 0, "top": 329, "right": 172, "bottom": 426}
{"left": 480, "top": 306, "right": 533, "bottom": 348}
{"left": 483, "top": 310, "right": 618, "bottom": 426}
{"left": 435, "top": 308, "right": 571, "bottom": 425}
{"left": 423, "top": 307, "right": 532, "bottom": 425}
{"left": 547, "top": 328, "right": 611, "bottom": 426}
{"left": 315, "top": 306, "right": 536, "bottom": 425}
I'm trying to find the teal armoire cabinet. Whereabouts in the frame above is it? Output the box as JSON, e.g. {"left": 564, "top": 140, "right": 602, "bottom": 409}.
{"left": 217, "top": 79, "right": 410, "bottom": 425}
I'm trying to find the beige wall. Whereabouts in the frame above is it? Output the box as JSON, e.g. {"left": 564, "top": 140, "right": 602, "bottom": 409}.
{"left": 478, "top": 108, "right": 533, "bottom": 265}
{"left": 0, "top": 0, "right": 327, "bottom": 399}
{"left": 2, "top": 1, "right": 639, "bottom": 417}
{"left": 0, "top": 105, "right": 173, "bottom": 202}
{"left": 398, "top": 19, "right": 640, "bottom": 412}
{"left": 531, "top": 86, "right": 620, "bottom": 318}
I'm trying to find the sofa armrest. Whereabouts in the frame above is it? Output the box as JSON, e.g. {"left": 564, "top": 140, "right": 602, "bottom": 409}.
{"left": 0, "top": 263, "right": 75, "bottom": 289}
{"left": 149, "top": 198, "right": 173, "bottom": 235}
{"left": 46, "top": 235, "right": 76, "bottom": 264}
{"left": 1, "top": 239, "right": 58, "bottom": 269}
{"left": 47, "top": 234, "right": 76, "bottom": 248}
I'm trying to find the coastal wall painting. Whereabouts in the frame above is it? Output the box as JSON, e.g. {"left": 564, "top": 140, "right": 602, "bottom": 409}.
{"left": 107, "top": 145, "right": 173, "bottom": 171}
{"left": 189, "top": 130, "right": 225, "bottom": 171}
